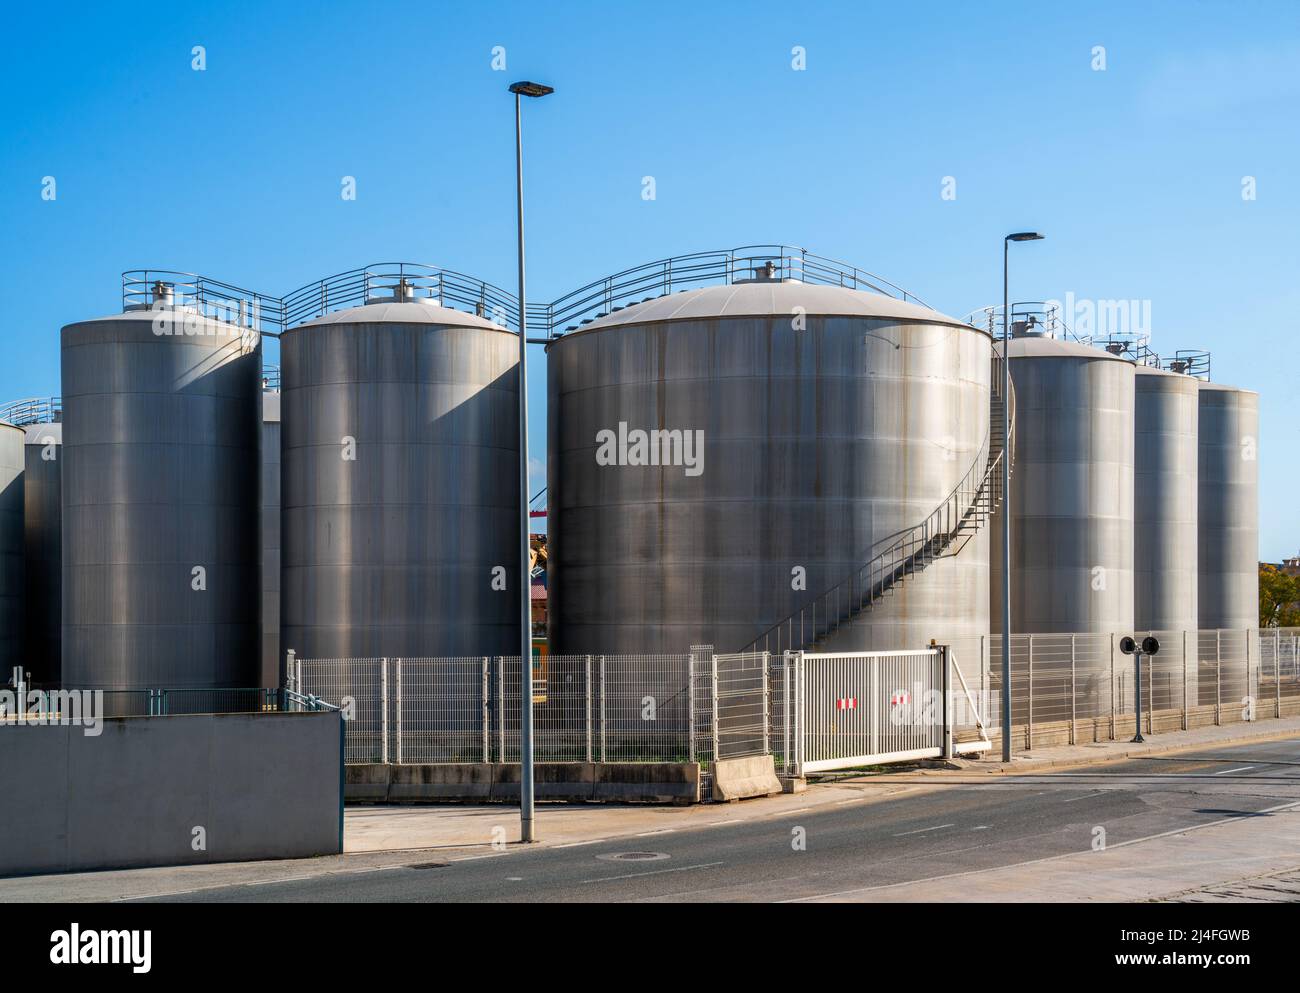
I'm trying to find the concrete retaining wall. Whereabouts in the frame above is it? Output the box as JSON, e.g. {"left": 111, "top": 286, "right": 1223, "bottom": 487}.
{"left": 0, "top": 712, "right": 343, "bottom": 877}
{"left": 347, "top": 762, "right": 700, "bottom": 804}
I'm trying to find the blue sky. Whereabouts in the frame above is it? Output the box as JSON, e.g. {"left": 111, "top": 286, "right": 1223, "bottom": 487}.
{"left": 2, "top": 0, "right": 1296, "bottom": 558}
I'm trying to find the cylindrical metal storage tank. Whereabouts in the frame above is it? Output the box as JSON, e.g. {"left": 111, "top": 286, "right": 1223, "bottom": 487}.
{"left": 280, "top": 301, "right": 520, "bottom": 659}
{"left": 61, "top": 309, "right": 262, "bottom": 690}
{"left": 547, "top": 281, "right": 992, "bottom": 656}
{"left": 23, "top": 419, "right": 62, "bottom": 685}
{"left": 0, "top": 422, "right": 24, "bottom": 679}
{"left": 1133, "top": 366, "right": 1198, "bottom": 632}
{"left": 1197, "top": 382, "right": 1259, "bottom": 631}
{"left": 990, "top": 333, "right": 1135, "bottom": 634}
{"left": 261, "top": 387, "right": 280, "bottom": 685}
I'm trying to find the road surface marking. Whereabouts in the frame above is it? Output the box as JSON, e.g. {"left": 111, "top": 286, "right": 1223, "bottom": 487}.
{"left": 245, "top": 875, "right": 312, "bottom": 886}
{"left": 783, "top": 798, "right": 1300, "bottom": 902}
{"left": 554, "top": 839, "right": 606, "bottom": 848}
{"left": 1064, "top": 790, "right": 1109, "bottom": 802}
{"left": 972, "top": 825, "right": 990, "bottom": 830}
{"left": 709, "top": 820, "right": 744, "bottom": 826}
{"left": 893, "top": 823, "right": 954, "bottom": 837}
{"left": 1214, "top": 766, "right": 1256, "bottom": 776}
{"left": 836, "top": 797, "right": 867, "bottom": 805}
{"left": 580, "top": 861, "right": 724, "bottom": 884}
{"left": 635, "top": 829, "right": 677, "bottom": 837}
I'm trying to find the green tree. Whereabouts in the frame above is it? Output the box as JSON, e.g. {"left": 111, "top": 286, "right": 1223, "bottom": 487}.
{"left": 1259, "top": 564, "right": 1300, "bottom": 627}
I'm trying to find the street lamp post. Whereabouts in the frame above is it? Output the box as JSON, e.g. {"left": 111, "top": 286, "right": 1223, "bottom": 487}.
{"left": 511, "top": 79, "right": 553, "bottom": 843}
{"left": 1001, "top": 231, "right": 1043, "bottom": 763}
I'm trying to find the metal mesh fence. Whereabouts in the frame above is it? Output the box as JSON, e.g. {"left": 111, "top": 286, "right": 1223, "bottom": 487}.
{"left": 291, "top": 628, "right": 1298, "bottom": 767}
{"left": 712, "top": 652, "right": 769, "bottom": 760}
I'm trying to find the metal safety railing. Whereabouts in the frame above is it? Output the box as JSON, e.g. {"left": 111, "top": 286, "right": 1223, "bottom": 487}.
{"left": 279, "top": 263, "right": 519, "bottom": 331}
{"left": 743, "top": 352, "right": 1016, "bottom": 657}
{"left": 0, "top": 397, "right": 61, "bottom": 426}
{"left": 530, "top": 244, "right": 932, "bottom": 336}
{"left": 121, "top": 269, "right": 286, "bottom": 331}
{"left": 119, "top": 245, "right": 926, "bottom": 341}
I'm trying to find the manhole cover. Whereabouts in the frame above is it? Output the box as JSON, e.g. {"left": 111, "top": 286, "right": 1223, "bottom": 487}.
{"left": 405, "top": 862, "right": 449, "bottom": 870}
{"left": 596, "top": 851, "right": 670, "bottom": 863}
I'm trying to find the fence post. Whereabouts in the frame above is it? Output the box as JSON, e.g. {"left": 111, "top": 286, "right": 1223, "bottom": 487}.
{"left": 796, "top": 652, "right": 805, "bottom": 776}
{"left": 497, "top": 657, "right": 508, "bottom": 763}
{"left": 380, "top": 659, "right": 389, "bottom": 765}
{"left": 1182, "top": 630, "right": 1189, "bottom": 731}
{"left": 1246, "top": 629, "right": 1254, "bottom": 721}
{"left": 585, "top": 655, "right": 593, "bottom": 763}
{"left": 762, "top": 651, "right": 771, "bottom": 757}
{"left": 295, "top": 657, "right": 302, "bottom": 710}
{"left": 285, "top": 649, "right": 296, "bottom": 694}
{"left": 394, "top": 659, "right": 403, "bottom": 764}
{"left": 1277, "top": 630, "right": 1283, "bottom": 719}
{"left": 783, "top": 651, "right": 792, "bottom": 774}
{"left": 1215, "top": 630, "right": 1222, "bottom": 726}
{"left": 710, "top": 653, "right": 720, "bottom": 763}
{"left": 687, "top": 652, "right": 696, "bottom": 763}
{"left": 1109, "top": 633, "right": 1116, "bottom": 741}
{"left": 599, "top": 655, "right": 607, "bottom": 763}
{"left": 941, "top": 645, "right": 952, "bottom": 760}
{"left": 1070, "top": 634, "right": 1077, "bottom": 746}
{"left": 481, "top": 657, "right": 490, "bottom": 763}
{"left": 1026, "top": 634, "right": 1034, "bottom": 751}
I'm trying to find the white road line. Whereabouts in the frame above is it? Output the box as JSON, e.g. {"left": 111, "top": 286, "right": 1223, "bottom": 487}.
{"left": 447, "top": 852, "right": 510, "bottom": 863}
{"left": 893, "top": 823, "right": 955, "bottom": 837}
{"left": 972, "top": 825, "right": 990, "bottom": 831}
{"left": 579, "top": 861, "right": 724, "bottom": 884}
{"left": 1064, "top": 790, "right": 1109, "bottom": 802}
{"left": 778, "top": 807, "right": 811, "bottom": 816}
{"left": 709, "top": 820, "right": 744, "bottom": 826}
{"left": 634, "top": 829, "right": 677, "bottom": 837}
{"left": 1213, "top": 766, "right": 1257, "bottom": 776}
{"left": 836, "top": 797, "right": 868, "bottom": 805}
{"left": 783, "top": 797, "right": 1300, "bottom": 903}
{"left": 244, "top": 875, "right": 312, "bottom": 886}
{"left": 554, "top": 839, "right": 606, "bottom": 848}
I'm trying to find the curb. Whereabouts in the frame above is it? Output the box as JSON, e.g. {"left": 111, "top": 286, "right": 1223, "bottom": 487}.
{"left": 969, "top": 721, "right": 1300, "bottom": 776}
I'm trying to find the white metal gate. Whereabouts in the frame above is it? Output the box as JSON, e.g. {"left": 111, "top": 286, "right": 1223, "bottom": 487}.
{"left": 786, "top": 647, "right": 991, "bottom": 775}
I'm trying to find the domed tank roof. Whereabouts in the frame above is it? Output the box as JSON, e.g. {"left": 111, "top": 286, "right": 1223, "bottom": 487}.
{"left": 1198, "top": 379, "right": 1257, "bottom": 396}
{"left": 562, "top": 281, "right": 971, "bottom": 335}
{"left": 290, "top": 301, "right": 508, "bottom": 332}
{"left": 1002, "top": 334, "right": 1134, "bottom": 362}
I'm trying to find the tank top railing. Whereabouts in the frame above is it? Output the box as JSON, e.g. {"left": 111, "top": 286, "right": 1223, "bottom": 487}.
{"left": 741, "top": 354, "right": 1015, "bottom": 657}
{"left": 0, "top": 397, "right": 62, "bottom": 426}
{"left": 532, "top": 245, "right": 933, "bottom": 337}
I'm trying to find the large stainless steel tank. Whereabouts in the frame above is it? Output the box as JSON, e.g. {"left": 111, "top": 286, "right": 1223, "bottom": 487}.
{"left": 990, "top": 333, "right": 1135, "bottom": 634}
{"left": 0, "top": 422, "right": 23, "bottom": 679}
{"left": 546, "top": 280, "right": 992, "bottom": 655}
{"left": 23, "top": 420, "right": 62, "bottom": 684}
{"left": 262, "top": 388, "right": 280, "bottom": 685}
{"left": 280, "top": 301, "right": 520, "bottom": 659}
{"left": 61, "top": 309, "right": 262, "bottom": 689}
{"left": 1133, "top": 365, "right": 1198, "bottom": 632}
{"left": 1197, "top": 382, "right": 1259, "bottom": 631}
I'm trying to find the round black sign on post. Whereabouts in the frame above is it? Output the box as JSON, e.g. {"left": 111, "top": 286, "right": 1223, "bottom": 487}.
{"left": 1119, "top": 634, "right": 1145, "bottom": 743}
{"left": 1142, "top": 636, "right": 1161, "bottom": 656}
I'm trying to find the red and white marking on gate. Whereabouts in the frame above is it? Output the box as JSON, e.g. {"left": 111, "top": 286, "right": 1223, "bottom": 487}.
{"left": 836, "top": 697, "right": 857, "bottom": 710}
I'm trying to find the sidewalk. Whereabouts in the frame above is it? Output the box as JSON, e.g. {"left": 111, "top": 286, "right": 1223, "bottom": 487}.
{"left": 944, "top": 715, "right": 1300, "bottom": 776}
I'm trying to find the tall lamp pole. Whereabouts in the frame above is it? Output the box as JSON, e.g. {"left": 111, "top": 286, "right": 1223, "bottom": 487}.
{"left": 1001, "top": 231, "right": 1043, "bottom": 763}
{"left": 511, "top": 79, "right": 553, "bottom": 843}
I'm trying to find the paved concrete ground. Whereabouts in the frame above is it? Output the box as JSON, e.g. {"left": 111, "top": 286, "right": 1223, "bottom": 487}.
{"left": 4, "top": 725, "right": 1298, "bottom": 903}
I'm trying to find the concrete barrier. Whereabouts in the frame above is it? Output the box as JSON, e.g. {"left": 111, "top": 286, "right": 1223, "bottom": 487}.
{"left": 711, "top": 755, "right": 783, "bottom": 801}
{"left": 0, "top": 712, "right": 343, "bottom": 877}
{"left": 344, "top": 762, "right": 700, "bottom": 804}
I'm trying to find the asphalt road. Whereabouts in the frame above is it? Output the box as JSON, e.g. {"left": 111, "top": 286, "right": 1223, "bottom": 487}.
{"left": 138, "top": 736, "right": 1300, "bottom": 903}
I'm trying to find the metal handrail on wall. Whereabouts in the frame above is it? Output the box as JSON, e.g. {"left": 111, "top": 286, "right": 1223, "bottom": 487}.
{"left": 0, "top": 397, "right": 61, "bottom": 426}
{"left": 532, "top": 244, "right": 933, "bottom": 337}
